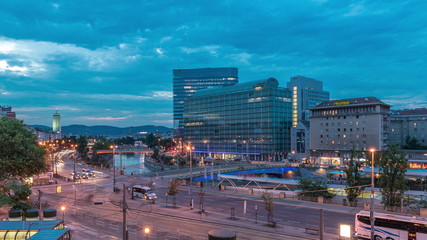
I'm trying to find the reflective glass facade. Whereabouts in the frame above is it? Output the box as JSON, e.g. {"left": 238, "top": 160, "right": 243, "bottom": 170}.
{"left": 184, "top": 78, "right": 292, "bottom": 161}
{"left": 173, "top": 68, "right": 238, "bottom": 138}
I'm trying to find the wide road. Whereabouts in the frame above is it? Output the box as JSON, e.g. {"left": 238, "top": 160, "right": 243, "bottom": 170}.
{"left": 35, "top": 159, "right": 356, "bottom": 239}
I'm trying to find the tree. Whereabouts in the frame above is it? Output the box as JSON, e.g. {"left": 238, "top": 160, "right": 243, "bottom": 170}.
{"left": 92, "top": 140, "right": 111, "bottom": 151}
{"left": 378, "top": 144, "right": 409, "bottom": 211}
{"left": 198, "top": 188, "right": 205, "bottom": 213}
{"left": 261, "top": 191, "right": 275, "bottom": 226}
{"left": 168, "top": 179, "right": 180, "bottom": 206}
{"left": 344, "top": 148, "right": 364, "bottom": 206}
{"left": 0, "top": 118, "right": 46, "bottom": 182}
{"left": 0, "top": 182, "right": 32, "bottom": 210}
{"left": 76, "top": 136, "right": 89, "bottom": 160}
{"left": 298, "top": 178, "right": 335, "bottom": 200}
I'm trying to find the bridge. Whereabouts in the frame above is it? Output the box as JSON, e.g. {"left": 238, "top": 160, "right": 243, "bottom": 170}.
{"left": 88, "top": 148, "right": 153, "bottom": 154}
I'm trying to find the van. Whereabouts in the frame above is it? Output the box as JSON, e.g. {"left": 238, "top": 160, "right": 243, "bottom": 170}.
{"left": 132, "top": 185, "right": 157, "bottom": 202}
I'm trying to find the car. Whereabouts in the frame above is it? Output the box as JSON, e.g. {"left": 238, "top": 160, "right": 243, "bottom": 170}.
{"left": 85, "top": 169, "right": 94, "bottom": 177}
{"left": 81, "top": 173, "right": 88, "bottom": 179}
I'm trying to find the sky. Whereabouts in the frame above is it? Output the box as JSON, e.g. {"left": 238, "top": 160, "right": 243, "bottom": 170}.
{"left": 0, "top": 0, "right": 426, "bottom": 127}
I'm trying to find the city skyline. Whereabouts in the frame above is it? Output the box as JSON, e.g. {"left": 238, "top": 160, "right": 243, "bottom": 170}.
{"left": 1, "top": 1, "right": 426, "bottom": 127}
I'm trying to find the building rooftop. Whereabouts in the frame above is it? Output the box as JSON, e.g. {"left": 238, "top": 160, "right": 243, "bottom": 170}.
{"left": 391, "top": 108, "right": 427, "bottom": 116}
{"left": 0, "top": 220, "right": 61, "bottom": 230}
{"left": 314, "top": 96, "right": 390, "bottom": 109}
{"left": 28, "top": 229, "right": 68, "bottom": 240}
{"left": 192, "top": 78, "right": 280, "bottom": 97}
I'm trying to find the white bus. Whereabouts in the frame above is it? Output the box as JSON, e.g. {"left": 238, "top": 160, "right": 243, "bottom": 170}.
{"left": 355, "top": 210, "right": 427, "bottom": 240}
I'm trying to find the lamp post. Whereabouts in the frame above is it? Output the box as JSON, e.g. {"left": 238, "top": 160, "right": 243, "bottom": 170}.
{"left": 243, "top": 140, "right": 249, "bottom": 160}
{"left": 187, "top": 144, "right": 194, "bottom": 195}
{"left": 60, "top": 206, "right": 66, "bottom": 224}
{"left": 203, "top": 140, "right": 209, "bottom": 158}
{"left": 110, "top": 145, "right": 117, "bottom": 192}
{"left": 369, "top": 148, "right": 376, "bottom": 240}
{"left": 144, "top": 227, "right": 150, "bottom": 240}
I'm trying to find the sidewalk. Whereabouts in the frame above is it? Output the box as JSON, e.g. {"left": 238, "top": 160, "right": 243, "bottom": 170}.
{"left": 180, "top": 185, "right": 362, "bottom": 215}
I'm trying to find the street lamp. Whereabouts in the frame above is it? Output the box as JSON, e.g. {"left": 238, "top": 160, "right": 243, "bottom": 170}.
{"left": 186, "top": 144, "right": 194, "bottom": 195}
{"left": 243, "top": 140, "right": 248, "bottom": 160}
{"left": 369, "top": 148, "right": 376, "bottom": 240}
{"left": 60, "top": 206, "right": 66, "bottom": 224}
{"left": 144, "top": 226, "right": 151, "bottom": 240}
{"left": 203, "top": 140, "right": 210, "bottom": 158}
{"left": 110, "top": 145, "right": 117, "bottom": 192}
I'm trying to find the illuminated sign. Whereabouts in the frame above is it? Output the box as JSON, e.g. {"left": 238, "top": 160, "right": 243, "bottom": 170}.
{"left": 333, "top": 101, "right": 350, "bottom": 106}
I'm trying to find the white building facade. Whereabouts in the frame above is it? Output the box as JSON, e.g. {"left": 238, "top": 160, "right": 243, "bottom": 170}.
{"left": 310, "top": 97, "right": 390, "bottom": 166}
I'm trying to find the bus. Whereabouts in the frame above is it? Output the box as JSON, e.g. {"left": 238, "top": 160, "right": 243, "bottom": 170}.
{"left": 131, "top": 185, "right": 157, "bottom": 203}
{"left": 355, "top": 210, "right": 427, "bottom": 240}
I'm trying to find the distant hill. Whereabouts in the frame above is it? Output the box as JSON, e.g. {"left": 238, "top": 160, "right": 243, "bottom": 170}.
{"left": 30, "top": 124, "right": 172, "bottom": 137}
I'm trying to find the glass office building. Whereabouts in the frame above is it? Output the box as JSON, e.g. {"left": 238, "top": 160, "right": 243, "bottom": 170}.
{"left": 184, "top": 78, "right": 292, "bottom": 161}
{"left": 173, "top": 67, "right": 238, "bottom": 138}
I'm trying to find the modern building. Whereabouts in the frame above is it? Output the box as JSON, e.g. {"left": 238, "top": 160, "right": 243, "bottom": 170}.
{"left": 287, "top": 76, "right": 329, "bottom": 161}
{"left": 0, "top": 105, "right": 16, "bottom": 119}
{"left": 310, "top": 97, "right": 390, "bottom": 166}
{"left": 184, "top": 78, "right": 292, "bottom": 161}
{"left": 389, "top": 108, "right": 427, "bottom": 147}
{"left": 289, "top": 120, "right": 310, "bottom": 162}
{"left": 52, "top": 111, "right": 61, "bottom": 133}
{"left": 173, "top": 67, "right": 238, "bottom": 138}
{"left": 287, "top": 76, "right": 330, "bottom": 127}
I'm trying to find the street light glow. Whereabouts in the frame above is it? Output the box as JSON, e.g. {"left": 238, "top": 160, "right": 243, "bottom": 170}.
{"left": 61, "top": 206, "right": 65, "bottom": 211}
{"left": 369, "top": 148, "right": 376, "bottom": 153}
{"left": 144, "top": 227, "right": 150, "bottom": 234}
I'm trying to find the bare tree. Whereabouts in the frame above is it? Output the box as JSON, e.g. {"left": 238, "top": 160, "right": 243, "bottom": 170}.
{"left": 261, "top": 191, "right": 275, "bottom": 226}
{"left": 168, "top": 179, "right": 180, "bottom": 206}
{"left": 198, "top": 188, "right": 205, "bottom": 214}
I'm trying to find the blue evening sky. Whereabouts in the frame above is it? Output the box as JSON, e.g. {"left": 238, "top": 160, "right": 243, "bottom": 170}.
{"left": 0, "top": 0, "right": 426, "bottom": 127}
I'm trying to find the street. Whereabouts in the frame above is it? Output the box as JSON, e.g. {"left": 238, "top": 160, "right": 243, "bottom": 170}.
{"left": 33, "top": 159, "right": 356, "bottom": 239}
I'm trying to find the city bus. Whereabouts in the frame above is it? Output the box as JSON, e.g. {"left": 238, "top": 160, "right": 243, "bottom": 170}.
{"left": 355, "top": 210, "right": 427, "bottom": 240}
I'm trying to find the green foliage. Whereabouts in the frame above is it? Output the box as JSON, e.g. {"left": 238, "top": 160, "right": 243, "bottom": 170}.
{"left": 298, "top": 178, "right": 335, "bottom": 199}
{"left": 114, "top": 136, "right": 135, "bottom": 145}
{"left": 144, "top": 133, "right": 160, "bottom": 149}
{"left": 168, "top": 179, "right": 180, "bottom": 196}
{"left": 0, "top": 182, "right": 32, "bottom": 210}
{"left": 76, "top": 136, "right": 89, "bottom": 160}
{"left": 0, "top": 118, "right": 46, "bottom": 182}
{"left": 88, "top": 150, "right": 109, "bottom": 168}
{"left": 344, "top": 148, "right": 364, "bottom": 203}
{"left": 403, "top": 136, "right": 427, "bottom": 150}
{"left": 92, "top": 140, "right": 111, "bottom": 151}
{"left": 151, "top": 148, "right": 160, "bottom": 160}
{"left": 378, "top": 144, "right": 409, "bottom": 209}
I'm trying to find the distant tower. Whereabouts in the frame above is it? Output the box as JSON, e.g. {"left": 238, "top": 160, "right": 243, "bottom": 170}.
{"left": 52, "top": 111, "right": 61, "bottom": 133}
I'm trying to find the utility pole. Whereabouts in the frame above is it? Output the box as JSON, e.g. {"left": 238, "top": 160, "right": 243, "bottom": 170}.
{"left": 122, "top": 184, "right": 128, "bottom": 240}
{"left": 319, "top": 209, "right": 324, "bottom": 240}
{"left": 370, "top": 148, "right": 376, "bottom": 240}
{"left": 73, "top": 161, "right": 76, "bottom": 182}
{"left": 38, "top": 190, "right": 42, "bottom": 220}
